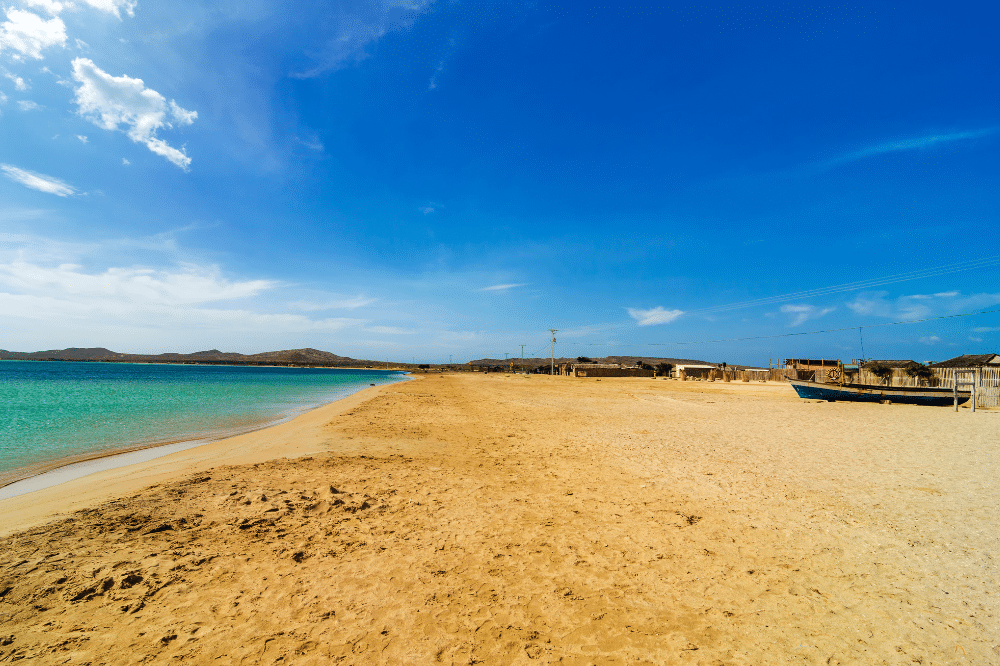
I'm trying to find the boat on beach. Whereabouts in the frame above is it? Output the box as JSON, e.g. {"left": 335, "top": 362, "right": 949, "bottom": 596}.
{"left": 788, "top": 378, "right": 971, "bottom": 406}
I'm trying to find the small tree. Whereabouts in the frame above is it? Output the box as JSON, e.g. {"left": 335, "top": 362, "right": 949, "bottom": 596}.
{"left": 576, "top": 356, "right": 593, "bottom": 363}
{"left": 903, "top": 361, "right": 932, "bottom": 385}
{"left": 655, "top": 362, "right": 674, "bottom": 377}
{"left": 865, "top": 361, "right": 894, "bottom": 385}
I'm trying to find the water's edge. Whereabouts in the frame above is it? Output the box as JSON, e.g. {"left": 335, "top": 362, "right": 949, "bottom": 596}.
{"left": 0, "top": 374, "right": 412, "bottom": 500}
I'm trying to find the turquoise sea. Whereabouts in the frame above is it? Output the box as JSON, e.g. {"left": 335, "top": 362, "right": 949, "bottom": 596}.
{"left": 0, "top": 361, "right": 408, "bottom": 479}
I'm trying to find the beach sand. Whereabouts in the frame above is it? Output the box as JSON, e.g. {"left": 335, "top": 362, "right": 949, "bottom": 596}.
{"left": 1, "top": 373, "right": 997, "bottom": 664}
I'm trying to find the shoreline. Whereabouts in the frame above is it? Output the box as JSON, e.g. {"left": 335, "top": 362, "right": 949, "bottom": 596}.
{"left": 0, "top": 368, "right": 412, "bottom": 493}
{"left": 0, "top": 378, "right": 406, "bottom": 537}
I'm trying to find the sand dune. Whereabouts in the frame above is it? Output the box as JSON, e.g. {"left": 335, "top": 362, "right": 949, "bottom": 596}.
{"left": 1, "top": 374, "right": 997, "bottom": 664}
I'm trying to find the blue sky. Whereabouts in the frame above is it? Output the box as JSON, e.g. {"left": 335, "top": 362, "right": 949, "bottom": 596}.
{"left": 1, "top": 0, "right": 998, "bottom": 364}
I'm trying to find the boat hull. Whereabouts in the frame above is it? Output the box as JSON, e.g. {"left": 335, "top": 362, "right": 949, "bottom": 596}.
{"left": 788, "top": 379, "right": 970, "bottom": 406}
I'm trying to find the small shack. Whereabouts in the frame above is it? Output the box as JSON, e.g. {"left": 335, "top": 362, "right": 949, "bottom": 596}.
{"left": 929, "top": 354, "right": 1000, "bottom": 409}
{"left": 673, "top": 363, "right": 718, "bottom": 379}
{"left": 572, "top": 363, "right": 654, "bottom": 378}
{"left": 784, "top": 359, "right": 841, "bottom": 382}
{"left": 928, "top": 354, "right": 1000, "bottom": 369}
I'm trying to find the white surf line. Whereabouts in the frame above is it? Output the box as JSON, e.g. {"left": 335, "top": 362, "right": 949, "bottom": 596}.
{"left": 0, "top": 438, "right": 214, "bottom": 501}
{"left": 0, "top": 373, "right": 414, "bottom": 501}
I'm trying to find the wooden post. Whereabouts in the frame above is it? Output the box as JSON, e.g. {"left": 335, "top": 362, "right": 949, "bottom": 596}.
{"left": 954, "top": 375, "right": 959, "bottom": 412}
{"left": 973, "top": 368, "right": 978, "bottom": 413}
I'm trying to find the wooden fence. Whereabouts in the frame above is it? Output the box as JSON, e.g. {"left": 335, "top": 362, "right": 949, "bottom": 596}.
{"left": 706, "top": 369, "right": 787, "bottom": 382}
{"left": 851, "top": 367, "right": 1000, "bottom": 409}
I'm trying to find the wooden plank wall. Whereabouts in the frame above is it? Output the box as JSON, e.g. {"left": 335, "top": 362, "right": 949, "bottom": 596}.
{"left": 854, "top": 367, "right": 1000, "bottom": 409}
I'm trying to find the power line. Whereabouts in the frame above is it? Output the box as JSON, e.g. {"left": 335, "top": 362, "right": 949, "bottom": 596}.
{"left": 682, "top": 256, "right": 1000, "bottom": 317}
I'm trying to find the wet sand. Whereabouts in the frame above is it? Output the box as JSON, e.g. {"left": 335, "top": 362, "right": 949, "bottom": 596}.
{"left": 1, "top": 373, "right": 997, "bottom": 664}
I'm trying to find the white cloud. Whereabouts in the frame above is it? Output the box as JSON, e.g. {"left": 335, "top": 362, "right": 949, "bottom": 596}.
{"left": 0, "top": 258, "right": 372, "bottom": 349}
{"left": 5, "top": 72, "right": 28, "bottom": 90}
{"left": 76, "top": 134, "right": 87, "bottom": 143}
{"left": 480, "top": 283, "right": 527, "bottom": 292}
{"left": 0, "top": 9, "right": 66, "bottom": 60}
{"left": 919, "top": 336, "right": 941, "bottom": 345}
{"left": 969, "top": 337, "right": 983, "bottom": 343}
{"left": 848, "top": 290, "right": 1000, "bottom": 319}
{"left": 973, "top": 326, "right": 1000, "bottom": 333}
{"left": 0, "top": 261, "right": 275, "bottom": 306}
{"left": 780, "top": 304, "right": 835, "bottom": 327}
{"left": 77, "top": 0, "right": 137, "bottom": 19}
{"left": 23, "top": 0, "right": 65, "bottom": 16}
{"left": 419, "top": 206, "right": 435, "bottom": 214}
{"left": 121, "top": 157, "right": 129, "bottom": 165}
{"left": 71, "top": 58, "right": 197, "bottom": 170}
{"left": 0, "top": 163, "right": 76, "bottom": 196}
{"left": 0, "top": 91, "right": 6, "bottom": 104}
{"left": 627, "top": 306, "right": 684, "bottom": 326}
{"left": 17, "top": 99, "right": 41, "bottom": 110}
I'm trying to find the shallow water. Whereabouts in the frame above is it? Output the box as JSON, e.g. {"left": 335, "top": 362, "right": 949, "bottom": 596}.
{"left": 0, "top": 360, "right": 406, "bottom": 477}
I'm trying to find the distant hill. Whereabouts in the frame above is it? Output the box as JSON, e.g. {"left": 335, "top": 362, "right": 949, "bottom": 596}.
{"left": 0, "top": 347, "right": 360, "bottom": 367}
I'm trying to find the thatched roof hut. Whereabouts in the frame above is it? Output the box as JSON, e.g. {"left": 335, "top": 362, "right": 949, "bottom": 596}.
{"left": 928, "top": 354, "right": 1000, "bottom": 369}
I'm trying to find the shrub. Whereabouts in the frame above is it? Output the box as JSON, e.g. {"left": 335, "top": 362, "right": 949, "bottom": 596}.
{"left": 865, "top": 361, "right": 894, "bottom": 385}
{"left": 903, "top": 361, "right": 932, "bottom": 383}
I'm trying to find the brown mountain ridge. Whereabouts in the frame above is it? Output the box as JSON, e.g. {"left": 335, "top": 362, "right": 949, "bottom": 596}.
{"left": 0, "top": 347, "right": 358, "bottom": 367}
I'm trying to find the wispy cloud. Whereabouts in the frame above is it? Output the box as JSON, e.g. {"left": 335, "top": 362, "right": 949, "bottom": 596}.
{"left": 365, "top": 325, "right": 415, "bottom": 335}
{"left": 780, "top": 303, "right": 835, "bottom": 327}
{"left": 1, "top": 163, "right": 76, "bottom": 196}
{"left": 418, "top": 205, "right": 435, "bottom": 214}
{"left": 0, "top": 261, "right": 275, "bottom": 305}
{"left": 295, "top": 135, "right": 324, "bottom": 151}
{"left": 973, "top": 326, "right": 1000, "bottom": 333}
{"left": 4, "top": 72, "right": 28, "bottom": 90}
{"left": 289, "top": 295, "right": 377, "bottom": 311}
{"left": 76, "top": 134, "right": 87, "bottom": 143}
{"left": 819, "top": 129, "right": 995, "bottom": 171}
{"left": 627, "top": 306, "right": 683, "bottom": 326}
{"left": 17, "top": 99, "right": 41, "bottom": 111}
{"left": 480, "top": 283, "right": 528, "bottom": 292}
{"left": 291, "top": 0, "right": 436, "bottom": 78}
{"left": 23, "top": 0, "right": 66, "bottom": 16}
{"left": 71, "top": 58, "right": 197, "bottom": 170}
{"left": 919, "top": 336, "right": 941, "bottom": 345}
{"left": 848, "top": 290, "right": 1000, "bottom": 319}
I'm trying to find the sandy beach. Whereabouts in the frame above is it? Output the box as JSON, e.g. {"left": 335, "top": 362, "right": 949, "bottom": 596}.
{"left": 1, "top": 373, "right": 997, "bottom": 664}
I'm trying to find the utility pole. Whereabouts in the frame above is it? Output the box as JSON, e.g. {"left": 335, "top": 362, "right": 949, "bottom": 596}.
{"left": 548, "top": 329, "right": 558, "bottom": 375}
{"left": 449, "top": 354, "right": 452, "bottom": 366}
{"left": 520, "top": 344, "right": 526, "bottom": 373}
